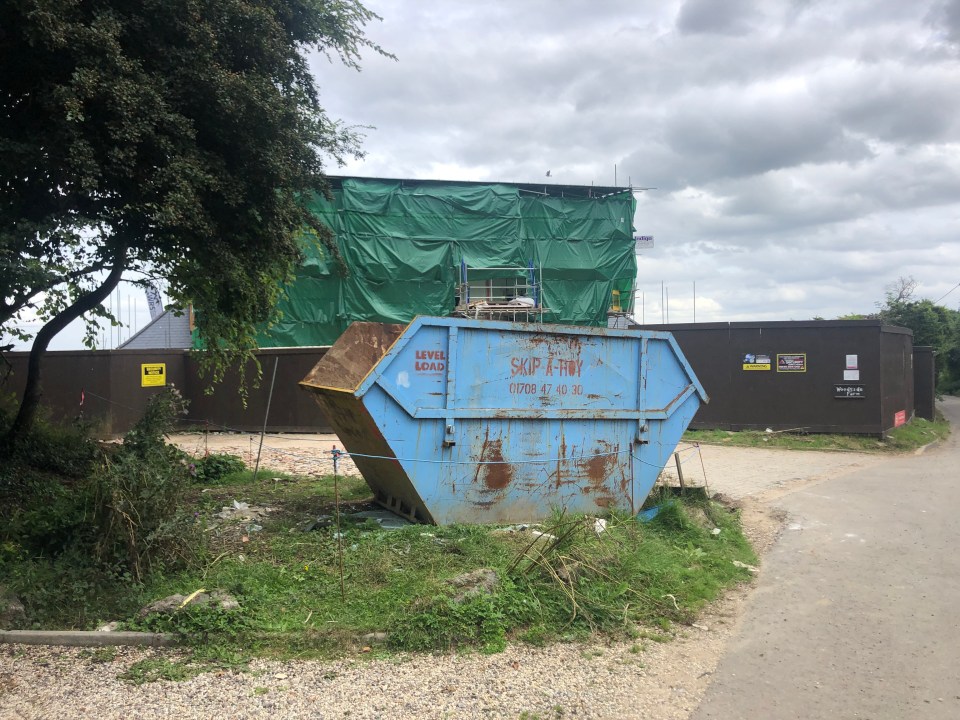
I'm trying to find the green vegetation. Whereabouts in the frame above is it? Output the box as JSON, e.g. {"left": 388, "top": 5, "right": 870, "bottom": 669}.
{"left": 0, "top": 389, "right": 205, "bottom": 626}
{"left": 1, "top": 392, "right": 757, "bottom": 674}
{"left": 119, "top": 490, "right": 754, "bottom": 663}
{"left": 1, "top": 0, "right": 391, "bottom": 440}
{"left": 190, "top": 454, "right": 248, "bottom": 484}
{"left": 841, "top": 276, "right": 960, "bottom": 394}
{"left": 685, "top": 414, "right": 949, "bottom": 453}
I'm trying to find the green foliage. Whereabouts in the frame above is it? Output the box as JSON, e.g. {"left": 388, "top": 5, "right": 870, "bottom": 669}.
{"left": 0, "top": 0, "right": 392, "bottom": 435}
{"left": 120, "top": 498, "right": 755, "bottom": 660}
{"left": 134, "top": 603, "right": 251, "bottom": 647}
{"left": 191, "top": 453, "right": 248, "bottom": 484}
{"left": 0, "top": 393, "right": 98, "bottom": 484}
{"left": 0, "top": 389, "right": 205, "bottom": 626}
{"left": 2, "top": 417, "right": 755, "bottom": 656}
{"left": 389, "top": 594, "right": 510, "bottom": 654}
{"left": 89, "top": 389, "right": 202, "bottom": 581}
{"left": 0, "top": 547, "right": 140, "bottom": 628}
{"left": 874, "top": 277, "right": 960, "bottom": 393}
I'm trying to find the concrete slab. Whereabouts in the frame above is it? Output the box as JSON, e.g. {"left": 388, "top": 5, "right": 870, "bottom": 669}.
{"left": 0, "top": 630, "right": 175, "bottom": 647}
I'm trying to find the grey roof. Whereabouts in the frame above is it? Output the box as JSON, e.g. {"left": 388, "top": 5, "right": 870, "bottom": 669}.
{"left": 119, "top": 308, "right": 193, "bottom": 349}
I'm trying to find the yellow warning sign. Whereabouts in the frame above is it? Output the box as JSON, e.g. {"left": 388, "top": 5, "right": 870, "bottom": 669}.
{"left": 141, "top": 363, "right": 166, "bottom": 387}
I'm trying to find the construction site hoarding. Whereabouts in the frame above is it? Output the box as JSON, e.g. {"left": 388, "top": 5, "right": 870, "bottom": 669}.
{"left": 632, "top": 320, "right": 915, "bottom": 436}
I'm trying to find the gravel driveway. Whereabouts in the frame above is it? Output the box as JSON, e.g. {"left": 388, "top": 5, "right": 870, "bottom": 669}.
{"left": 1, "top": 438, "right": 884, "bottom": 720}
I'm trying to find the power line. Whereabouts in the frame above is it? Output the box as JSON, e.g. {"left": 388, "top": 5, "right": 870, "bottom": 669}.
{"left": 934, "top": 281, "right": 960, "bottom": 305}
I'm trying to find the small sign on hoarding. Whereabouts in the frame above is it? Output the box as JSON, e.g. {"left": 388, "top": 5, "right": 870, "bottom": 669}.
{"left": 834, "top": 383, "right": 865, "bottom": 399}
{"left": 777, "top": 353, "right": 807, "bottom": 373}
{"left": 141, "top": 363, "right": 166, "bottom": 387}
{"left": 894, "top": 410, "right": 907, "bottom": 427}
{"left": 742, "top": 352, "right": 771, "bottom": 370}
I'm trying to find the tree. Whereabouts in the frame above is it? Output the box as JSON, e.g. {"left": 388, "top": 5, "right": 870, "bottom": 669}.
{"left": 874, "top": 277, "right": 960, "bottom": 393}
{"left": 885, "top": 276, "right": 919, "bottom": 304}
{"left": 1, "top": 0, "right": 391, "bottom": 441}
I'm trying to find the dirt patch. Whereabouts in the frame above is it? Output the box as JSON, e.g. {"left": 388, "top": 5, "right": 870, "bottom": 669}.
{"left": 737, "top": 498, "right": 788, "bottom": 556}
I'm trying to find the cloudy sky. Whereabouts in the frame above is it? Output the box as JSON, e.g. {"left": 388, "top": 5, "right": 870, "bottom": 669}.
{"left": 11, "top": 0, "right": 960, "bottom": 350}
{"left": 311, "top": 0, "right": 960, "bottom": 324}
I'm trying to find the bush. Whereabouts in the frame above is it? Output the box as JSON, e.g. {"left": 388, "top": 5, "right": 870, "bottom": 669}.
{"left": 192, "top": 453, "right": 247, "bottom": 484}
{"left": 1, "top": 387, "right": 205, "bottom": 630}
{"left": 90, "top": 388, "right": 203, "bottom": 581}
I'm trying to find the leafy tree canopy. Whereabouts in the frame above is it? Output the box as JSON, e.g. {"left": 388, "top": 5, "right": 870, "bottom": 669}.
{"left": 1, "top": 0, "right": 391, "bottom": 437}
{"left": 857, "top": 277, "right": 960, "bottom": 393}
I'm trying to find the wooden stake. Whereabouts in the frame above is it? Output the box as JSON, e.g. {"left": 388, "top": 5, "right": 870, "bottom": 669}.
{"left": 674, "top": 452, "right": 685, "bottom": 494}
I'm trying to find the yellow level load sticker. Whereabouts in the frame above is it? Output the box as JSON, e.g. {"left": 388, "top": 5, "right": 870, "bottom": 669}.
{"left": 141, "top": 363, "right": 166, "bottom": 387}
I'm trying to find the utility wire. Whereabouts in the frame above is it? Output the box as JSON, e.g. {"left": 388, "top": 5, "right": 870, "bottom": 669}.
{"left": 934, "top": 281, "right": 960, "bottom": 305}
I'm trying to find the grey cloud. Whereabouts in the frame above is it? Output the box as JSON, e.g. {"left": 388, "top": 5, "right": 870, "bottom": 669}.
{"left": 928, "top": 0, "right": 960, "bottom": 44}
{"left": 676, "top": 0, "right": 760, "bottom": 36}
{"left": 312, "top": 0, "right": 960, "bottom": 322}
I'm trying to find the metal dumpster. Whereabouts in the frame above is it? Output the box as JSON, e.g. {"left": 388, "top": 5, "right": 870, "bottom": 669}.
{"left": 301, "top": 317, "right": 708, "bottom": 525}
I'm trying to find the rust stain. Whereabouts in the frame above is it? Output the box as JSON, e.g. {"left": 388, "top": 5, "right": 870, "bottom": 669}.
{"left": 582, "top": 440, "right": 620, "bottom": 488}
{"left": 526, "top": 333, "right": 584, "bottom": 352}
{"left": 556, "top": 430, "right": 567, "bottom": 488}
{"left": 472, "top": 427, "right": 491, "bottom": 485}
{"left": 478, "top": 437, "right": 513, "bottom": 491}
{"left": 618, "top": 463, "right": 631, "bottom": 493}
{"left": 593, "top": 496, "right": 614, "bottom": 508}
{"left": 302, "top": 322, "right": 405, "bottom": 390}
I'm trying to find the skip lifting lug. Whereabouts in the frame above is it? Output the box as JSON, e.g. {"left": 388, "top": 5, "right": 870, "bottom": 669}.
{"left": 635, "top": 422, "right": 649, "bottom": 445}
{"left": 443, "top": 422, "right": 456, "bottom": 447}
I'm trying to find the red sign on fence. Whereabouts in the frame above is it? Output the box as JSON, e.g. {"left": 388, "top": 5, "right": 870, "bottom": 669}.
{"left": 894, "top": 410, "right": 907, "bottom": 427}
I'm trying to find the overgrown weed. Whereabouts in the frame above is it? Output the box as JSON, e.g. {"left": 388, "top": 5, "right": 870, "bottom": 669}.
{"left": 0, "top": 389, "right": 203, "bottom": 625}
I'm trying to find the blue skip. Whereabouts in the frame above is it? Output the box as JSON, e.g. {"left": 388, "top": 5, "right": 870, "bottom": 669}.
{"left": 302, "top": 317, "right": 708, "bottom": 525}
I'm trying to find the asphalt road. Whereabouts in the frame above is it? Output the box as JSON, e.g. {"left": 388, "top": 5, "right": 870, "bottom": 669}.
{"left": 693, "top": 396, "right": 960, "bottom": 720}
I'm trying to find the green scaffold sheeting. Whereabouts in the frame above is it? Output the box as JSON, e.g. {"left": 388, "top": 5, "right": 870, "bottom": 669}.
{"left": 259, "top": 178, "right": 637, "bottom": 347}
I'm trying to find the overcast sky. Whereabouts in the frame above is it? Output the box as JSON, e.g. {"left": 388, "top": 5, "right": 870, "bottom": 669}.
{"left": 12, "top": 0, "right": 960, "bottom": 350}
{"left": 311, "top": 0, "right": 960, "bottom": 324}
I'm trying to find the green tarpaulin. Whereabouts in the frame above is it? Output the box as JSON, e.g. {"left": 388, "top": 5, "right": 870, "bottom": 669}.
{"left": 260, "top": 178, "right": 637, "bottom": 347}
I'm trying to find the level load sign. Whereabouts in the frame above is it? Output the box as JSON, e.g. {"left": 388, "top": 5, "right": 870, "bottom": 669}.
{"left": 141, "top": 363, "right": 166, "bottom": 387}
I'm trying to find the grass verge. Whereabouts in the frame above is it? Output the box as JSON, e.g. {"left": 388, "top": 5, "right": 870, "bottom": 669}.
{"left": 121, "top": 479, "right": 756, "bottom": 664}
{"left": 685, "top": 414, "right": 949, "bottom": 453}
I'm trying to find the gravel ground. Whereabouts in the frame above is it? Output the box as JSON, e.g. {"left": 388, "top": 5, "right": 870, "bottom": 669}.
{"left": 170, "top": 432, "right": 362, "bottom": 478}
{"left": 1, "top": 435, "right": 850, "bottom": 720}
{"left": 0, "top": 586, "right": 754, "bottom": 720}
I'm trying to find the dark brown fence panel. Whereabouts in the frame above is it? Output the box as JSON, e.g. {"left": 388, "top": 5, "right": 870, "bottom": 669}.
{"left": 2, "top": 347, "right": 332, "bottom": 436}
{"left": 912, "top": 346, "right": 936, "bottom": 421}
{"left": 634, "top": 321, "right": 915, "bottom": 436}
{"left": 184, "top": 348, "right": 332, "bottom": 433}
{"left": 879, "top": 330, "right": 914, "bottom": 432}
{"left": 2, "top": 350, "right": 187, "bottom": 436}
